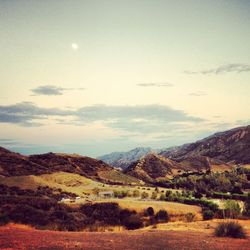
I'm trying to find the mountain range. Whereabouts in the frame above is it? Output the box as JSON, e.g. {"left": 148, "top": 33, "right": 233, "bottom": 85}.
{"left": 99, "top": 125, "right": 250, "bottom": 171}
{"left": 98, "top": 147, "right": 154, "bottom": 170}
{"left": 0, "top": 125, "right": 249, "bottom": 185}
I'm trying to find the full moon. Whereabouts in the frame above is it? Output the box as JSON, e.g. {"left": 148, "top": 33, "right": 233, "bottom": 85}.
{"left": 71, "top": 43, "right": 79, "bottom": 50}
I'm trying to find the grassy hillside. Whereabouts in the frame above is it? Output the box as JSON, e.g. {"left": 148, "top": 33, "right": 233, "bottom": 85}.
{"left": 98, "top": 169, "right": 142, "bottom": 185}
{"left": 0, "top": 172, "right": 102, "bottom": 196}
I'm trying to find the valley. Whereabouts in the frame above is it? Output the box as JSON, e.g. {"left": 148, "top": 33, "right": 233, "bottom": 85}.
{"left": 1, "top": 125, "right": 250, "bottom": 249}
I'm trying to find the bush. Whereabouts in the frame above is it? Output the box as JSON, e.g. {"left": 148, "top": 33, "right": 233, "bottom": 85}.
{"left": 123, "top": 214, "right": 143, "bottom": 230}
{"left": 151, "top": 192, "right": 158, "bottom": 200}
{"left": 224, "top": 200, "right": 241, "bottom": 219}
{"left": 185, "top": 213, "right": 195, "bottom": 222}
{"left": 0, "top": 214, "right": 10, "bottom": 225}
{"left": 144, "top": 207, "right": 154, "bottom": 217}
{"left": 159, "top": 194, "right": 165, "bottom": 201}
{"left": 155, "top": 210, "right": 169, "bottom": 222}
{"left": 132, "top": 190, "right": 140, "bottom": 197}
{"left": 193, "top": 191, "right": 202, "bottom": 199}
{"left": 141, "top": 192, "right": 149, "bottom": 199}
{"left": 202, "top": 209, "right": 214, "bottom": 220}
{"left": 243, "top": 193, "right": 250, "bottom": 216}
{"left": 214, "top": 222, "right": 247, "bottom": 238}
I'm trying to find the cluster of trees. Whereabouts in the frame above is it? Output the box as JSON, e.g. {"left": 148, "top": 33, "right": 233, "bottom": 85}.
{"left": 0, "top": 184, "right": 173, "bottom": 231}
{"left": 0, "top": 183, "right": 177, "bottom": 231}
{"left": 0, "top": 194, "right": 142, "bottom": 231}
{"left": 156, "top": 169, "right": 248, "bottom": 195}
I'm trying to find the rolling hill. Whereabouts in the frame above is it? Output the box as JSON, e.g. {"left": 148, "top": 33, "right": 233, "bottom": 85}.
{"left": 0, "top": 147, "right": 141, "bottom": 185}
{"left": 123, "top": 153, "right": 184, "bottom": 183}
{"left": 124, "top": 153, "right": 235, "bottom": 183}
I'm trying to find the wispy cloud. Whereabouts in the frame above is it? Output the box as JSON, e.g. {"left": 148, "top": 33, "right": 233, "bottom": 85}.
{"left": 185, "top": 63, "right": 250, "bottom": 75}
{"left": 137, "top": 82, "right": 173, "bottom": 87}
{"left": 31, "top": 85, "right": 85, "bottom": 96}
{"left": 189, "top": 91, "right": 207, "bottom": 97}
{"left": 0, "top": 103, "right": 204, "bottom": 135}
{"left": 0, "top": 102, "right": 74, "bottom": 126}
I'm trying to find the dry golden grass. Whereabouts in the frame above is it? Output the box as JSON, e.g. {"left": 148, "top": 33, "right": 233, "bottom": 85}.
{"left": 0, "top": 172, "right": 102, "bottom": 195}
{"left": 148, "top": 219, "right": 250, "bottom": 233}
{"left": 98, "top": 169, "right": 141, "bottom": 185}
{"left": 1, "top": 221, "right": 250, "bottom": 250}
{"left": 96, "top": 198, "right": 201, "bottom": 216}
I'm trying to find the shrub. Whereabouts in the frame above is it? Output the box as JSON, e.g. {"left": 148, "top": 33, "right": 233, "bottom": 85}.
{"left": 214, "top": 222, "right": 246, "bottom": 238}
{"left": 119, "top": 209, "right": 135, "bottom": 224}
{"left": 123, "top": 214, "right": 143, "bottom": 230}
{"left": 151, "top": 192, "right": 158, "bottom": 200}
{"left": 193, "top": 191, "right": 202, "bottom": 199}
{"left": 80, "top": 202, "right": 121, "bottom": 225}
{"left": 144, "top": 207, "right": 154, "bottom": 217}
{"left": 0, "top": 214, "right": 10, "bottom": 225}
{"left": 132, "top": 190, "right": 140, "bottom": 197}
{"left": 224, "top": 200, "right": 241, "bottom": 219}
{"left": 243, "top": 193, "right": 250, "bottom": 216}
{"left": 155, "top": 209, "right": 169, "bottom": 222}
{"left": 141, "top": 192, "right": 149, "bottom": 199}
{"left": 185, "top": 213, "right": 195, "bottom": 222}
{"left": 202, "top": 209, "right": 214, "bottom": 220}
{"left": 159, "top": 194, "right": 165, "bottom": 201}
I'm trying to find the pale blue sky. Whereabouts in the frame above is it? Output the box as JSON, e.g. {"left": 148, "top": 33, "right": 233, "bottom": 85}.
{"left": 0, "top": 0, "right": 250, "bottom": 156}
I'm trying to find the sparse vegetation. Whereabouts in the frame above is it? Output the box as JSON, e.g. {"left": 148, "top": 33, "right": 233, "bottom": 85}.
{"left": 185, "top": 213, "right": 195, "bottom": 222}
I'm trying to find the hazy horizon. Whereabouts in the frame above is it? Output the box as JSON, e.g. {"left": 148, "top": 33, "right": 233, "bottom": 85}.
{"left": 1, "top": 0, "right": 250, "bottom": 157}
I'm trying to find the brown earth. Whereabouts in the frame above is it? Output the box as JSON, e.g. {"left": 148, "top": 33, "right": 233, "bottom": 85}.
{"left": 124, "top": 153, "right": 234, "bottom": 183}
{"left": 0, "top": 221, "right": 250, "bottom": 250}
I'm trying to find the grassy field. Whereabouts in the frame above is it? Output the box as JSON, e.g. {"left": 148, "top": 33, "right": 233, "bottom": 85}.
{"left": 97, "top": 198, "right": 201, "bottom": 214}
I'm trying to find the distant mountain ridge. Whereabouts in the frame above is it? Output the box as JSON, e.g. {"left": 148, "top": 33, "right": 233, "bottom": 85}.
{"left": 98, "top": 147, "right": 154, "bottom": 169}
{"left": 160, "top": 125, "right": 250, "bottom": 164}
{"left": 100, "top": 125, "right": 250, "bottom": 170}
{"left": 0, "top": 125, "right": 249, "bottom": 185}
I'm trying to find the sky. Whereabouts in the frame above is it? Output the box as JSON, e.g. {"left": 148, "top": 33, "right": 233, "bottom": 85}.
{"left": 0, "top": 0, "right": 250, "bottom": 157}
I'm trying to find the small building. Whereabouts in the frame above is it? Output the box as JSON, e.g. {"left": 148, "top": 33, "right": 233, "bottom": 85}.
{"left": 60, "top": 198, "right": 70, "bottom": 202}
{"left": 98, "top": 191, "right": 114, "bottom": 199}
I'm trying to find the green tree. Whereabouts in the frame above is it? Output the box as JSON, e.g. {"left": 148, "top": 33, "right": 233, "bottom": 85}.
{"left": 132, "top": 189, "right": 140, "bottom": 198}
{"left": 151, "top": 191, "right": 158, "bottom": 200}
{"left": 141, "top": 192, "right": 149, "bottom": 199}
{"left": 224, "top": 200, "right": 241, "bottom": 219}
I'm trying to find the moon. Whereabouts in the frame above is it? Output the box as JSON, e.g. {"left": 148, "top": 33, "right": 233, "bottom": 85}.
{"left": 71, "top": 43, "right": 79, "bottom": 50}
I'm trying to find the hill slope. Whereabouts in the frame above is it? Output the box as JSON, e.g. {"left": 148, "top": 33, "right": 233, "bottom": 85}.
{"left": 0, "top": 147, "right": 141, "bottom": 185}
{"left": 124, "top": 154, "right": 185, "bottom": 182}
{"left": 124, "top": 153, "right": 234, "bottom": 183}
{"left": 160, "top": 125, "right": 250, "bottom": 164}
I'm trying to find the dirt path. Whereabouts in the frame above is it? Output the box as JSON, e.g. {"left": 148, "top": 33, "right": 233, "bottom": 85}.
{"left": 0, "top": 224, "right": 250, "bottom": 250}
